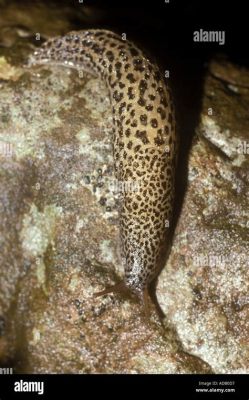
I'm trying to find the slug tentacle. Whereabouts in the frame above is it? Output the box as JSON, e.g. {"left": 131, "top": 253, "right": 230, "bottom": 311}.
{"left": 93, "top": 282, "right": 128, "bottom": 298}
{"left": 94, "top": 283, "right": 152, "bottom": 320}
{"left": 29, "top": 29, "right": 177, "bottom": 300}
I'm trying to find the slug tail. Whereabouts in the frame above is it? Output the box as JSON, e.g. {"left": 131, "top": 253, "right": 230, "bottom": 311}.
{"left": 141, "top": 288, "right": 150, "bottom": 319}
{"left": 94, "top": 283, "right": 160, "bottom": 323}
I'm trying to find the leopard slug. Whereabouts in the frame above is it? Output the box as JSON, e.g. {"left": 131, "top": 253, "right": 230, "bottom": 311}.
{"left": 28, "top": 29, "right": 177, "bottom": 305}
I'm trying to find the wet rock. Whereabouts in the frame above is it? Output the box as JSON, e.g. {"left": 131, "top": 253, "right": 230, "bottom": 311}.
{"left": 209, "top": 57, "right": 249, "bottom": 89}
{"left": 158, "top": 58, "right": 249, "bottom": 373}
{"left": 0, "top": 2, "right": 86, "bottom": 42}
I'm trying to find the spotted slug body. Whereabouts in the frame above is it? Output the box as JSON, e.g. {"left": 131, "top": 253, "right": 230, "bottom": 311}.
{"left": 29, "top": 29, "right": 177, "bottom": 302}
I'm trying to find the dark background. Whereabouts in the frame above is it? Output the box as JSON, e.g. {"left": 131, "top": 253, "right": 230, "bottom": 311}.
{"left": 55, "top": 0, "right": 247, "bottom": 64}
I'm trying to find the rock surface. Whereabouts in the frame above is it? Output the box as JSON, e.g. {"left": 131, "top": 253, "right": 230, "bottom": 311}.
{"left": 157, "top": 60, "right": 249, "bottom": 374}
{"left": 0, "top": 6, "right": 249, "bottom": 374}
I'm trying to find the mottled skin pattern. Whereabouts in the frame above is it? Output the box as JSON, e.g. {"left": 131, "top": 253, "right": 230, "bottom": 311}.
{"left": 28, "top": 29, "right": 177, "bottom": 303}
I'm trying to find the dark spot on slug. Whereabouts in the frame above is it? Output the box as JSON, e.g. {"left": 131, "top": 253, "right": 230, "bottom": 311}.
{"left": 138, "top": 97, "right": 146, "bottom": 107}
{"left": 140, "top": 114, "right": 148, "bottom": 125}
{"left": 106, "top": 50, "right": 114, "bottom": 62}
{"left": 135, "top": 130, "right": 149, "bottom": 144}
{"left": 113, "top": 90, "right": 124, "bottom": 102}
{"left": 146, "top": 104, "right": 153, "bottom": 111}
{"left": 139, "top": 79, "right": 148, "bottom": 94}
{"left": 151, "top": 119, "right": 158, "bottom": 128}
{"left": 134, "top": 145, "right": 141, "bottom": 152}
{"left": 128, "top": 87, "right": 135, "bottom": 100}
{"left": 157, "top": 107, "right": 166, "bottom": 120}
{"left": 131, "top": 120, "right": 138, "bottom": 128}
{"left": 115, "top": 62, "right": 122, "bottom": 70}
{"left": 126, "top": 73, "right": 136, "bottom": 83}
{"left": 125, "top": 128, "right": 131, "bottom": 137}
